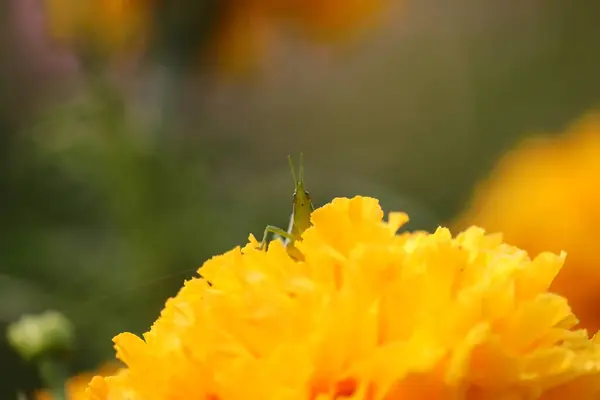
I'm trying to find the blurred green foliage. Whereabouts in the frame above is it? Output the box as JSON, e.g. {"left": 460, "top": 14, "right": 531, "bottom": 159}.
{"left": 1, "top": 0, "right": 600, "bottom": 397}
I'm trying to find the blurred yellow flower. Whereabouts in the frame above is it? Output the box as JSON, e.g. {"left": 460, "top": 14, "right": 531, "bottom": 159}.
{"left": 455, "top": 110, "right": 600, "bottom": 334}
{"left": 212, "top": 0, "right": 387, "bottom": 74}
{"left": 288, "top": 0, "right": 386, "bottom": 39}
{"left": 36, "top": 362, "right": 121, "bottom": 400}
{"left": 44, "top": 0, "right": 148, "bottom": 55}
{"left": 86, "top": 196, "right": 600, "bottom": 399}
{"left": 43, "top": 0, "right": 386, "bottom": 72}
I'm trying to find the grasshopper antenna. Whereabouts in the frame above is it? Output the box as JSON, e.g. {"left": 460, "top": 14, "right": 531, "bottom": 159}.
{"left": 287, "top": 154, "right": 298, "bottom": 187}
{"left": 298, "top": 152, "right": 304, "bottom": 183}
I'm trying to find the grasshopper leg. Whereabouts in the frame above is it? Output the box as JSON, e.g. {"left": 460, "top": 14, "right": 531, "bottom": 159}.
{"left": 259, "top": 225, "right": 294, "bottom": 251}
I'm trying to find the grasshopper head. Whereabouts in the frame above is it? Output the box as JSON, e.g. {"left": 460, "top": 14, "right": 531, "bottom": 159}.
{"left": 288, "top": 154, "right": 314, "bottom": 237}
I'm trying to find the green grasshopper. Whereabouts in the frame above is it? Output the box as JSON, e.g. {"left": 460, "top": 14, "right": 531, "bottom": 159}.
{"left": 258, "top": 154, "right": 314, "bottom": 259}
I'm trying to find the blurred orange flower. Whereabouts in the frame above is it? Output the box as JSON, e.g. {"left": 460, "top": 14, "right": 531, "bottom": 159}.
{"left": 211, "top": 0, "right": 387, "bottom": 74}
{"left": 36, "top": 362, "right": 121, "bottom": 400}
{"left": 455, "top": 110, "right": 600, "bottom": 334}
{"left": 42, "top": 0, "right": 387, "bottom": 72}
{"left": 86, "top": 196, "right": 600, "bottom": 399}
{"left": 44, "top": 0, "right": 148, "bottom": 56}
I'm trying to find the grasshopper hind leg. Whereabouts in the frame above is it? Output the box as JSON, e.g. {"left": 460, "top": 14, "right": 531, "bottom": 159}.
{"left": 259, "top": 225, "right": 294, "bottom": 251}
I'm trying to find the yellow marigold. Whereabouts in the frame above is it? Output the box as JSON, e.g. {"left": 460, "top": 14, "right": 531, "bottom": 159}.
{"left": 86, "top": 196, "right": 600, "bottom": 399}
{"left": 212, "top": 0, "right": 387, "bottom": 74}
{"left": 43, "top": 0, "right": 148, "bottom": 55}
{"left": 36, "top": 362, "right": 121, "bottom": 400}
{"left": 454, "top": 110, "right": 600, "bottom": 334}
{"left": 286, "top": 0, "right": 386, "bottom": 40}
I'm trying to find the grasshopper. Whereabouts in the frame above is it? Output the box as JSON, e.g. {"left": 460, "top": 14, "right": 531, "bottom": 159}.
{"left": 258, "top": 154, "right": 314, "bottom": 260}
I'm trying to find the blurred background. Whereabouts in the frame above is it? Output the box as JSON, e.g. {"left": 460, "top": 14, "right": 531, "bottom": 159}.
{"left": 2, "top": 0, "right": 600, "bottom": 397}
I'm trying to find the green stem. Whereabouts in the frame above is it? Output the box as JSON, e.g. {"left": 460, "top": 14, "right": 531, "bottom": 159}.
{"left": 38, "top": 358, "right": 69, "bottom": 400}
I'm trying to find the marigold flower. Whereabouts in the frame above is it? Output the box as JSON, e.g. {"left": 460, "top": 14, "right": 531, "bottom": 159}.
{"left": 86, "top": 196, "right": 600, "bottom": 399}
{"left": 455, "top": 110, "right": 600, "bottom": 334}
{"left": 36, "top": 362, "right": 121, "bottom": 400}
{"left": 43, "top": 0, "right": 148, "bottom": 56}
{"left": 42, "top": 0, "right": 386, "bottom": 72}
{"left": 212, "top": 0, "right": 388, "bottom": 74}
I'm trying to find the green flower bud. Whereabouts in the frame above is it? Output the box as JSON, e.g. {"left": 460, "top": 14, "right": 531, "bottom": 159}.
{"left": 6, "top": 310, "right": 75, "bottom": 362}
